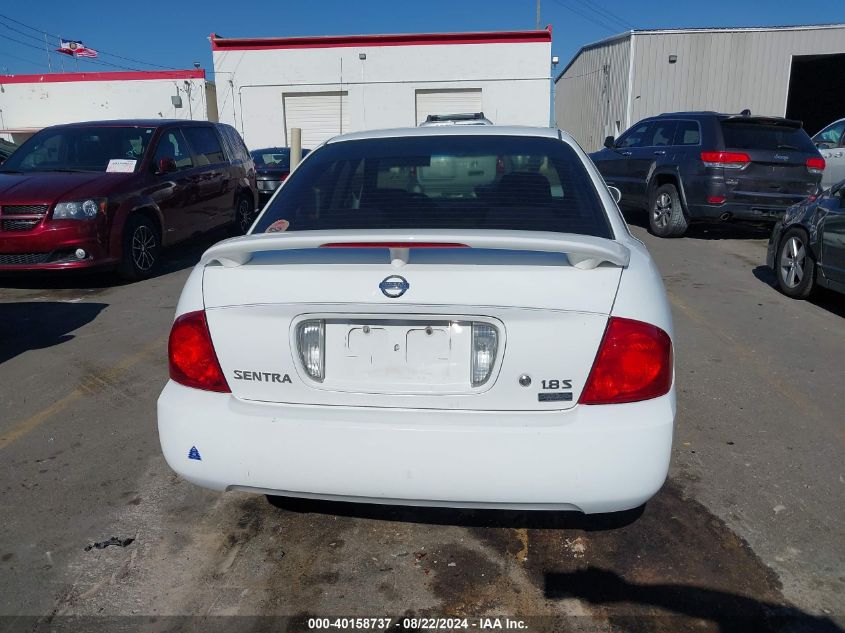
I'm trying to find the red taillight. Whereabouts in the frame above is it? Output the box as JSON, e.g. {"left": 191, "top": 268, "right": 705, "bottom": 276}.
{"left": 579, "top": 317, "right": 673, "bottom": 405}
{"left": 806, "top": 157, "right": 825, "bottom": 173}
{"left": 707, "top": 195, "right": 726, "bottom": 204}
{"left": 701, "top": 151, "right": 751, "bottom": 168}
{"left": 168, "top": 310, "right": 230, "bottom": 393}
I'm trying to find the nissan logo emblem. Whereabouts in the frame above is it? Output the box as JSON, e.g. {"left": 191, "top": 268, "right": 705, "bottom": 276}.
{"left": 379, "top": 275, "right": 409, "bottom": 298}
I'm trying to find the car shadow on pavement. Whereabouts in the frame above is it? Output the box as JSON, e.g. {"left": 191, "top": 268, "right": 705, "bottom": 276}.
{"left": 265, "top": 495, "right": 645, "bottom": 530}
{"left": 753, "top": 265, "right": 845, "bottom": 318}
{"left": 544, "top": 567, "right": 843, "bottom": 633}
{"left": 0, "top": 227, "right": 233, "bottom": 291}
{"left": 156, "top": 227, "right": 236, "bottom": 278}
{"left": 0, "top": 301, "right": 108, "bottom": 364}
{"left": 623, "top": 209, "right": 772, "bottom": 240}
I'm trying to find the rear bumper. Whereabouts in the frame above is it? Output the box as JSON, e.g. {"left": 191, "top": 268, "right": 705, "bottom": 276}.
{"left": 682, "top": 172, "right": 813, "bottom": 222}
{"left": 157, "top": 381, "right": 676, "bottom": 513}
{"left": 256, "top": 180, "right": 281, "bottom": 203}
{"left": 0, "top": 221, "right": 113, "bottom": 271}
{"left": 686, "top": 201, "right": 796, "bottom": 222}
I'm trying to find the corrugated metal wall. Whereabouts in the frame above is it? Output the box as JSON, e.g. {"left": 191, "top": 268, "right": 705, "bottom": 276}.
{"left": 631, "top": 27, "right": 845, "bottom": 124}
{"left": 556, "top": 26, "right": 845, "bottom": 152}
{"left": 554, "top": 35, "right": 630, "bottom": 153}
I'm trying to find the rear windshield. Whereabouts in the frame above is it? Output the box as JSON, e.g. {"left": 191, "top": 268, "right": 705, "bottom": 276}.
{"left": 252, "top": 135, "right": 611, "bottom": 238}
{"left": 0, "top": 126, "right": 155, "bottom": 173}
{"left": 251, "top": 148, "right": 312, "bottom": 169}
{"left": 720, "top": 121, "right": 815, "bottom": 152}
{"left": 252, "top": 148, "right": 291, "bottom": 168}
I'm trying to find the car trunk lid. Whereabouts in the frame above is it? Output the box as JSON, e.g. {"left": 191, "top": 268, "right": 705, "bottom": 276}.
{"left": 201, "top": 231, "right": 628, "bottom": 411}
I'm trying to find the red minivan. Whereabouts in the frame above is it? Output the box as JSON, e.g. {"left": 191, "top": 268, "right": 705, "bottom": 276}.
{"left": 0, "top": 120, "right": 257, "bottom": 280}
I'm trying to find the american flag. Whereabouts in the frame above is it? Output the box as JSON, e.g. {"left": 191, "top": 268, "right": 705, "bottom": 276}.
{"left": 56, "top": 39, "right": 98, "bottom": 58}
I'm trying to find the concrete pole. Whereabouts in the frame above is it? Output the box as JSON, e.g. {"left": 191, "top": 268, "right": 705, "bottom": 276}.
{"left": 290, "top": 127, "right": 302, "bottom": 170}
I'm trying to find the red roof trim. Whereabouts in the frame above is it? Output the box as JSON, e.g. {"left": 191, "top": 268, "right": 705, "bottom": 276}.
{"left": 0, "top": 70, "right": 205, "bottom": 85}
{"left": 210, "top": 29, "right": 552, "bottom": 51}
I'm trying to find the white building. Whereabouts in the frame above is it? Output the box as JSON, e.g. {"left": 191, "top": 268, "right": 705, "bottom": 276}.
{"left": 211, "top": 29, "right": 553, "bottom": 149}
{"left": 0, "top": 70, "right": 218, "bottom": 144}
{"left": 555, "top": 24, "right": 845, "bottom": 152}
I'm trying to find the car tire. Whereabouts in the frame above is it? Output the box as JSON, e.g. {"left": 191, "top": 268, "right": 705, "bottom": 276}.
{"left": 775, "top": 228, "right": 815, "bottom": 299}
{"left": 234, "top": 194, "right": 256, "bottom": 235}
{"left": 117, "top": 214, "right": 161, "bottom": 281}
{"left": 649, "top": 183, "right": 689, "bottom": 238}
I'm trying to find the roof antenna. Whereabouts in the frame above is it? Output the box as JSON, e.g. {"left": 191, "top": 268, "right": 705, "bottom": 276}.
{"left": 740, "top": 109, "right": 751, "bottom": 116}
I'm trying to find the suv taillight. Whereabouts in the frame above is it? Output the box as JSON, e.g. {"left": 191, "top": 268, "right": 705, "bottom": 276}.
{"left": 168, "top": 310, "right": 230, "bottom": 393}
{"left": 806, "top": 157, "right": 825, "bottom": 174}
{"left": 579, "top": 317, "right": 673, "bottom": 405}
{"left": 700, "top": 151, "right": 750, "bottom": 169}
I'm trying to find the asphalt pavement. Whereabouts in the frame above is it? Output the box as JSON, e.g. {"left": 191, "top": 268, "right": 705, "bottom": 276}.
{"left": 0, "top": 219, "right": 843, "bottom": 632}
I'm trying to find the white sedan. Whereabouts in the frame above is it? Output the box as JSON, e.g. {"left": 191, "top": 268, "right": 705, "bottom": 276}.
{"left": 158, "top": 125, "right": 675, "bottom": 514}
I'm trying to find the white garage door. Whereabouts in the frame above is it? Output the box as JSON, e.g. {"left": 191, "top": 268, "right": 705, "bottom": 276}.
{"left": 415, "top": 89, "right": 483, "bottom": 125}
{"left": 283, "top": 92, "right": 350, "bottom": 149}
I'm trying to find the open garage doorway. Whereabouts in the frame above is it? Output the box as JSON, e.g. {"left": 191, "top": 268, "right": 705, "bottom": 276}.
{"left": 786, "top": 53, "right": 845, "bottom": 136}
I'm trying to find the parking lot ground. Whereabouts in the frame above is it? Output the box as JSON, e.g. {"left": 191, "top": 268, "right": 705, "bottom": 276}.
{"left": 0, "top": 222, "right": 843, "bottom": 632}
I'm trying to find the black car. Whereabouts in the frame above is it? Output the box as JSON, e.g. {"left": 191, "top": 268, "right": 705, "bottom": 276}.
{"left": 766, "top": 179, "right": 845, "bottom": 299}
{"left": 590, "top": 111, "right": 825, "bottom": 237}
{"left": 251, "top": 147, "right": 310, "bottom": 204}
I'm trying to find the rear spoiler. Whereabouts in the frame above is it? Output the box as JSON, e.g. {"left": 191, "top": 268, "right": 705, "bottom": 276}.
{"left": 723, "top": 115, "right": 803, "bottom": 129}
{"left": 202, "top": 230, "right": 630, "bottom": 270}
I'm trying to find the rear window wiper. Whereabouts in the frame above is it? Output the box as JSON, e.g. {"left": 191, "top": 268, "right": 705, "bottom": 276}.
{"left": 777, "top": 144, "right": 799, "bottom": 151}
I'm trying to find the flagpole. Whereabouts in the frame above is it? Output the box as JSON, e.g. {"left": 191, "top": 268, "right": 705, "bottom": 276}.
{"left": 44, "top": 33, "right": 52, "bottom": 72}
{"left": 59, "top": 39, "right": 65, "bottom": 72}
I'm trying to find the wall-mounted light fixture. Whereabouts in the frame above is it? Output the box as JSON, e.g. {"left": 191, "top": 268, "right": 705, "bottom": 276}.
{"left": 668, "top": 55, "right": 678, "bottom": 64}
{"left": 359, "top": 53, "right": 367, "bottom": 60}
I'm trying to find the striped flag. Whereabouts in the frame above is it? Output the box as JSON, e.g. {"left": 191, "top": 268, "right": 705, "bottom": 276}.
{"left": 56, "top": 39, "right": 98, "bottom": 58}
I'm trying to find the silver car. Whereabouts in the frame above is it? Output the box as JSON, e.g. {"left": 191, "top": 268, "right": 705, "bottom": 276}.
{"left": 812, "top": 118, "right": 845, "bottom": 189}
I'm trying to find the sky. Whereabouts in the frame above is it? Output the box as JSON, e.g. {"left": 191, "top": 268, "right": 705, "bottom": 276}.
{"left": 0, "top": 0, "right": 841, "bottom": 79}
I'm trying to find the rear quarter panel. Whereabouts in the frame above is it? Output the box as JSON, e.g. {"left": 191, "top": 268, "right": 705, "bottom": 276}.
{"left": 612, "top": 239, "right": 674, "bottom": 341}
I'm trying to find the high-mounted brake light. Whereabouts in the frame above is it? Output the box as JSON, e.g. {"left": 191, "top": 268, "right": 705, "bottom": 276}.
{"left": 701, "top": 151, "right": 751, "bottom": 169}
{"left": 168, "top": 311, "right": 230, "bottom": 393}
{"left": 320, "top": 242, "right": 468, "bottom": 249}
{"left": 806, "top": 157, "right": 825, "bottom": 174}
{"left": 579, "top": 317, "right": 673, "bottom": 405}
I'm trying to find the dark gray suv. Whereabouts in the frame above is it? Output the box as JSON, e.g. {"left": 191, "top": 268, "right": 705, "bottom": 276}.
{"left": 590, "top": 111, "right": 825, "bottom": 237}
